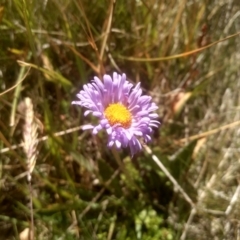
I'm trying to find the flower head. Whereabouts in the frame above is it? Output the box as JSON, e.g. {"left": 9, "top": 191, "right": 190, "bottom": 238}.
{"left": 72, "top": 72, "right": 160, "bottom": 155}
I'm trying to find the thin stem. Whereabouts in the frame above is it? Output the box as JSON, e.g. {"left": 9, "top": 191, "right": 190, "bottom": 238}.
{"left": 28, "top": 178, "right": 34, "bottom": 240}
{"left": 111, "top": 147, "right": 141, "bottom": 192}
{"left": 144, "top": 145, "right": 195, "bottom": 208}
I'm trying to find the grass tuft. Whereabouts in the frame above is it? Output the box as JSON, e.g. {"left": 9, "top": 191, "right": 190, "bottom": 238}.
{"left": 1, "top": 0, "right": 240, "bottom": 239}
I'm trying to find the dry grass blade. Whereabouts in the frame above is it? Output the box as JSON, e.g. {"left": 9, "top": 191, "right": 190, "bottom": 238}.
{"left": 98, "top": 0, "right": 116, "bottom": 74}
{"left": 0, "top": 67, "right": 31, "bottom": 97}
{"left": 144, "top": 145, "right": 195, "bottom": 208}
{"left": 120, "top": 31, "right": 240, "bottom": 61}
{"left": 0, "top": 125, "right": 83, "bottom": 154}
{"left": 179, "top": 120, "right": 240, "bottom": 143}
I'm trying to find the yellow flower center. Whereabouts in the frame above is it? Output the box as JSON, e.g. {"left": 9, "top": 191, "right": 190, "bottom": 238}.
{"left": 104, "top": 103, "right": 132, "bottom": 128}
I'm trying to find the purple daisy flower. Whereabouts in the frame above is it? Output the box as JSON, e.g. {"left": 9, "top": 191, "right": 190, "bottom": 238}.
{"left": 72, "top": 72, "right": 160, "bottom": 156}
